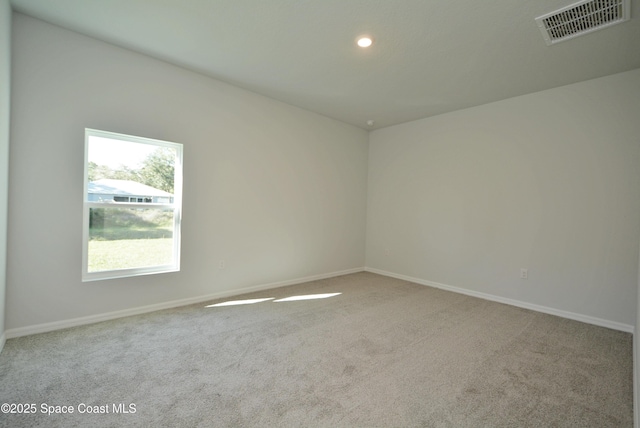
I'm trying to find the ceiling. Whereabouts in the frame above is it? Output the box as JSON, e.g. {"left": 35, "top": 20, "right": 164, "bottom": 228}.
{"left": 9, "top": 0, "right": 640, "bottom": 129}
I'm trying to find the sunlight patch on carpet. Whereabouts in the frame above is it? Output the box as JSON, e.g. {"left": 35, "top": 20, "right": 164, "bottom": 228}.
{"left": 274, "top": 293, "right": 342, "bottom": 302}
{"left": 206, "top": 292, "right": 342, "bottom": 308}
{"left": 206, "top": 298, "right": 275, "bottom": 307}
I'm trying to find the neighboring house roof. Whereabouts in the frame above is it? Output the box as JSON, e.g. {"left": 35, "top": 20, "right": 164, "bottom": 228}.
{"left": 88, "top": 179, "right": 172, "bottom": 197}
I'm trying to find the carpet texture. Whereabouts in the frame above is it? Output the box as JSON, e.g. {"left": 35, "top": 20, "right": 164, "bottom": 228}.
{"left": 0, "top": 272, "right": 633, "bottom": 427}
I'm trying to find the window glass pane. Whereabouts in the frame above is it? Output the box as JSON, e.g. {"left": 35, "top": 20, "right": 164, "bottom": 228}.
{"left": 88, "top": 207, "right": 175, "bottom": 273}
{"left": 87, "top": 136, "right": 176, "bottom": 203}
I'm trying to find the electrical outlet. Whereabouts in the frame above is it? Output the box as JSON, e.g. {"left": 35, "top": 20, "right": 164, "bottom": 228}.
{"left": 520, "top": 268, "right": 528, "bottom": 279}
{"left": 219, "top": 260, "right": 226, "bottom": 269}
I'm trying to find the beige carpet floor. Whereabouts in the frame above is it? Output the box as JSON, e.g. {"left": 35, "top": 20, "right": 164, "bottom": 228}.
{"left": 0, "top": 272, "right": 633, "bottom": 427}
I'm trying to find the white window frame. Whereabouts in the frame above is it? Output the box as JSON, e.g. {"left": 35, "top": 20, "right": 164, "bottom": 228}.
{"left": 82, "top": 128, "right": 183, "bottom": 281}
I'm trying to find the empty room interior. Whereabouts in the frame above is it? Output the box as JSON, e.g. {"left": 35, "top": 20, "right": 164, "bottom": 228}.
{"left": 1, "top": 0, "right": 640, "bottom": 426}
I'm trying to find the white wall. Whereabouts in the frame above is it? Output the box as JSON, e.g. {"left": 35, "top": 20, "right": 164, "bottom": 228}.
{"left": 367, "top": 69, "right": 640, "bottom": 328}
{"left": 0, "top": 0, "right": 11, "bottom": 348}
{"left": 6, "top": 14, "right": 368, "bottom": 332}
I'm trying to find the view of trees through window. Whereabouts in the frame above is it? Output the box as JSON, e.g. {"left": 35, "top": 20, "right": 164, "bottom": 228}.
{"left": 88, "top": 146, "right": 176, "bottom": 193}
{"left": 84, "top": 130, "right": 182, "bottom": 279}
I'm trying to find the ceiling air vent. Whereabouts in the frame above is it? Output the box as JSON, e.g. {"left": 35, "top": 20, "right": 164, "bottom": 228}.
{"left": 535, "top": 0, "right": 630, "bottom": 45}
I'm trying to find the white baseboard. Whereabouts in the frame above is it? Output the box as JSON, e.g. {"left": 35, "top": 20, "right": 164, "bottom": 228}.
{"left": 634, "top": 335, "right": 638, "bottom": 428}
{"left": 5, "top": 267, "right": 365, "bottom": 339}
{"left": 0, "top": 332, "right": 5, "bottom": 354}
{"left": 365, "top": 267, "right": 634, "bottom": 333}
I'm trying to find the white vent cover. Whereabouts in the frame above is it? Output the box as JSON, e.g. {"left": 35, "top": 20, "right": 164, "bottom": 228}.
{"left": 535, "top": 0, "right": 630, "bottom": 45}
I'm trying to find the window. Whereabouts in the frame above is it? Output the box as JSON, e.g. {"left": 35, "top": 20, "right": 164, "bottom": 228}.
{"left": 83, "top": 129, "right": 183, "bottom": 281}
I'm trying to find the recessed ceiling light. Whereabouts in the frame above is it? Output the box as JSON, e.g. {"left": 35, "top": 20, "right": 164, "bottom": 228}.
{"left": 357, "top": 37, "right": 373, "bottom": 48}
